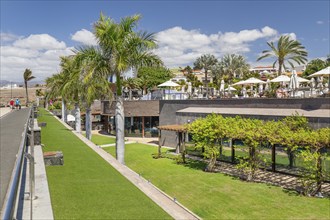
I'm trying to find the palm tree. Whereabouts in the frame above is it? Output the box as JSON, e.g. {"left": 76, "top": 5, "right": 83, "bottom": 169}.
{"left": 257, "top": 35, "right": 308, "bottom": 76}
{"left": 216, "top": 54, "right": 250, "bottom": 83}
{"left": 23, "top": 68, "right": 35, "bottom": 106}
{"left": 45, "top": 71, "right": 68, "bottom": 122}
{"left": 74, "top": 46, "right": 112, "bottom": 140}
{"left": 60, "top": 55, "right": 84, "bottom": 133}
{"left": 122, "top": 77, "right": 142, "bottom": 100}
{"left": 193, "top": 54, "right": 218, "bottom": 97}
{"left": 93, "top": 14, "right": 163, "bottom": 164}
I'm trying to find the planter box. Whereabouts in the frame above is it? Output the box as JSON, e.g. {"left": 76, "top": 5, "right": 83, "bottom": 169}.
{"left": 43, "top": 151, "right": 64, "bottom": 166}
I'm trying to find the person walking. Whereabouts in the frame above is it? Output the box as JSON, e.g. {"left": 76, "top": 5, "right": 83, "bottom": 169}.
{"left": 15, "top": 98, "right": 21, "bottom": 110}
{"left": 9, "top": 99, "right": 14, "bottom": 110}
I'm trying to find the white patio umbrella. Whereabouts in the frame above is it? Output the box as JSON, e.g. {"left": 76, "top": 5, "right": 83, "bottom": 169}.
{"left": 219, "top": 79, "right": 225, "bottom": 92}
{"left": 242, "top": 86, "right": 247, "bottom": 97}
{"left": 157, "top": 80, "right": 180, "bottom": 87}
{"left": 258, "top": 84, "right": 263, "bottom": 94}
{"left": 187, "top": 82, "right": 192, "bottom": 94}
{"left": 225, "top": 86, "right": 237, "bottom": 91}
{"left": 219, "top": 79, "right": 225, "bottom": 96}
{"left": 264, "top": 79, "right": 270, "bottom": 91}
{"left": 233, "top": 77, "right": 265, "bottom": 85}
{"left": 310, "top": 78, "right": 316, "bottom": 89}
{"left": 317, "top": 76, "right": 324, "bottom": 90}
{"left": 308, "top": 66, "right": 330, "bottom": 78}
{"left": 289, "top": 70, "right": 299, "bottom": 97}
{"left": 297, "top": 76, "right": 310, "bottom": 83}
{"left": 270, "top": 75, "right": 290, "bottom": 83}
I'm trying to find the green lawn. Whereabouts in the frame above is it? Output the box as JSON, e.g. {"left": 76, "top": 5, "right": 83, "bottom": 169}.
{"left": 38, "top": 109, "right": 170, "bottom": 219}
{"left": 86, "top": 133, "right": 116, "bottom": 145}
{"left": 104, "top": 144, "right": 330, "bottom": 220}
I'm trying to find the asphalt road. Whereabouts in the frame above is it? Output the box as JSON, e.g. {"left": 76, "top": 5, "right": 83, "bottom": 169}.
{"left": 0, "top": 108, "right": 30, "bottom": 209}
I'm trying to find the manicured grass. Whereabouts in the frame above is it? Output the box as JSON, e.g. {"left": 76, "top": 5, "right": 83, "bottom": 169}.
{"left": 87, "top": 133, "right": 116, "bottom": 145}
{"left": 38, "top": 109, "right": 170, "bottom": 219}
{"left": 104, "top": 144, "right": 330, "bottom": 220}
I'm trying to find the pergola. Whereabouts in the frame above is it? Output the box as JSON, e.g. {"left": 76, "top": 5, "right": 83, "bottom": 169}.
{"left": 157, "top": 124, "right": 187, "bottom": 156}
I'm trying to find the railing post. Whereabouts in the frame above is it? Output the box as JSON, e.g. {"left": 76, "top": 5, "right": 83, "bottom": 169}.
{"left": 30, "top": 109, "right": 35, "bottom": 158}
{"left": 27, "top": 108, "right": 36, "bottom": 219}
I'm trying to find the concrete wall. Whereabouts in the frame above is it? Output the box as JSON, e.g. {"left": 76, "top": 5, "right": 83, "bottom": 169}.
{"left": 159, "top": 98, "right": 330, "bottom": 148}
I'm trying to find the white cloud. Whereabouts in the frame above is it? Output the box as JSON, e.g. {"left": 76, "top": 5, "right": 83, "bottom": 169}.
{"left": 13, "top": 34, "right": 66, "bottom": 50}
{"left": 1, "top": 33, "right": 74, "bottom": 82}
{"left": 0, "top": 33, "right": 22, "bottom": 43}
{"left": 316, "top": 20, "right": 324, "bottom": 25}
{"left": 71, "top": 29, "right": 97, "bottom": 46}
{"left": 154, "top": 26, "right": 279, "bottom": 67}
{"left": 1, "top": 46, "right": 40, "bottom": 58}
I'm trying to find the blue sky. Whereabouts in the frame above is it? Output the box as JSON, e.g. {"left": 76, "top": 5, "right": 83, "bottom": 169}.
{"left": 1, "top": 0, "right": 329, "bottom": 81}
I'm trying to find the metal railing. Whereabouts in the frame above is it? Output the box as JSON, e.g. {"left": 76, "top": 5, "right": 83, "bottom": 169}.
{"left": 1, "top": 107, "right": 35, "bottom": 220}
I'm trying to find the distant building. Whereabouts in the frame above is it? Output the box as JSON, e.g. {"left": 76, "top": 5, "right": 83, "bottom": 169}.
{"left": 190, "top": 69, "right": 213, "bottom": 84}
{"left": 285, "top": 65, "right": 306, "bottom": 75}
{"left": 171, "top": 75, "right": 187, "bottom": 83}
{"left": 249, "top": 66, "right": 277, "bottom": 75}
{"left": 0, "top": 84, "right": 19, "bottom": 90}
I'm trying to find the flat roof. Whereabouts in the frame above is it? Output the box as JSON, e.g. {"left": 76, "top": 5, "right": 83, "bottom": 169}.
{"left": 158, "top": 124, "right": 186, "bottom": 132}
{"left": 177, "top": 107, "right": 330, "bottom": 118}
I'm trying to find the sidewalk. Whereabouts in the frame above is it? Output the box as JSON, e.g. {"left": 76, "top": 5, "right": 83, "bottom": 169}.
{"left": 0, "top": 107, "right": 12, "bottom": 118}
{"left": 91, "top": 130, "right": 163, "bottom": 147}
{"left": 58, "top": 115, "right": 200, "bottom": 220}
{"left": 21, "top": 145, "right": 54, "bottom": 220}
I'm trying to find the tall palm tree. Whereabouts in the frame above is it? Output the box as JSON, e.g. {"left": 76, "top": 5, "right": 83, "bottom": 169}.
{"left": 23, "top": 68, "right": 35, "bottom": 106}
{"left": 45, "top": 71, "right": 68, "bottom": 122}
{"left": 193, "top": 54, "right": 218, "bottom": 97}
{"left": 93, "top": 13, "right": 163, "bottom": 164}
{"left": 60, "top": 55, "right": 84, "bottom": 133}
{"left": 216, "top": 54, "right": 250, "bottom": 83}
{"left": 74, "top": 46, "right": 112, "bottom": 140}
{"left": 257, "top": 35, "right": 308, "bottom": 76}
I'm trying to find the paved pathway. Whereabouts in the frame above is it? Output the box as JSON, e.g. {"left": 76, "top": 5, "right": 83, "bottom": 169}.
{"left": 56, "top": 114, "right": 200, "bottom": 220}
{"left": 0, "top": 108, "right": 30, "bottom": 209}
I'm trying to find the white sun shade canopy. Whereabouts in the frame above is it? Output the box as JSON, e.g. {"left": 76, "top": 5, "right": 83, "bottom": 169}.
{"left": 233, "top": 77, "right": 265, "bottom": 86}
{"left": 270, "top": 75, "right": 309, "bottom": 83}
{"left": 308, "top": 66, "right": 330, "bottom": 78}
{"left": 157, "top": 80, "right": 180, "bottom": 87}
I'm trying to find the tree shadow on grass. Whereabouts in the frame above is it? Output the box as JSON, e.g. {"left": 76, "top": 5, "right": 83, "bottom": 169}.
{"left": 282, "top": 188, "right": 300, "bottom": 197}
{"left": 59, "top": 128, "right": 73, "bottom": 131}
{"left": 182, "top": 159, "right": 207, "bottom": 171}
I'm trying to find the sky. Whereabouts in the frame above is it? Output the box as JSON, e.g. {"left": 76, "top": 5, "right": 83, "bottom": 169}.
{"left": 1, "top": 0, "right": 329, "bottom": 82}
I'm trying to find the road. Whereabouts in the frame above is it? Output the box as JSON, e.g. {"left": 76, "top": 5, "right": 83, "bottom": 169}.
{"left": 0, "top": 108, "right": 30, "bottom": 209}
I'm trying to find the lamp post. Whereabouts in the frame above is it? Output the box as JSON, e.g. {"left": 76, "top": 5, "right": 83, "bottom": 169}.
{"left": 10, "top": 81, "right": 12, "bottom": 99}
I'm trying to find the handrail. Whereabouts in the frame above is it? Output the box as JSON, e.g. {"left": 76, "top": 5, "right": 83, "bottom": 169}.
{"left": 1, "top": 108, "right": 32, "bottom": 220}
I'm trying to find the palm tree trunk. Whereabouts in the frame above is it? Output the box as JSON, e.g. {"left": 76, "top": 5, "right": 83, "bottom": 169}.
{"left": 61, "top": 99, "right": 67, "bottom": 123}
{"left": 45, "top": 97, "right": 49, "bottom": 110}
{"left": 115, "top": 95, "right": 125, "bottom": 164}
{"left": 85, "top": 105, "right": 92, "bottom": 140}
{"left": 25, "top": 81, "right": 29, "bottom": 106}
{"left": 75, "top": 103, "right": 81, "bottom": 133}
{"left": 278, "top": 59, "right": 283, "bottom": 76}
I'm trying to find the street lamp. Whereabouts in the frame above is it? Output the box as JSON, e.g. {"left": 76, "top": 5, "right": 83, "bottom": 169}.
{"left": 10, "top": 81, "right": 12, "bottom": 99}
